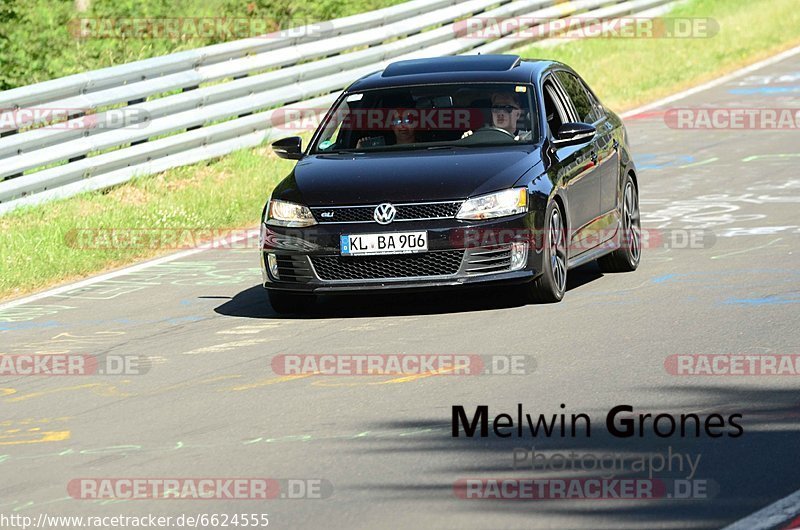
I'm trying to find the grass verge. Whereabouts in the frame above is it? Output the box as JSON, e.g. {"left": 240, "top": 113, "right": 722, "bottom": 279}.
{"left": 1, "top": 147, "right": 295, "bottom": 300}
{"left": 2, "top": 0, "right": 800, "bottom": 301}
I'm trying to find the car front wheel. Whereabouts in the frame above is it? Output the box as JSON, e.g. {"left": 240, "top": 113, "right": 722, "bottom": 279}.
{"left": 525, "top": 201, "right": 567, "bottom": 303}
{"left": 598, "top": 175, "right": 641, "bottom": 273}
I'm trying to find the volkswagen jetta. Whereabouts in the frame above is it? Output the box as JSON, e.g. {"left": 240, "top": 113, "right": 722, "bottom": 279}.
{"left": 260, "top": 54, "right": 640, "bottom": 313}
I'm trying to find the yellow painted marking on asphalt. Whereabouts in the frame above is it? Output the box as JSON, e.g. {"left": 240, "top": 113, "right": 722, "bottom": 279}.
{"left": 310, "top": 379, "right": 375, "bottom": 387}
{"left": 227, "top": 373, "right": 314, "bottom": 391}
{"left": 309, "top": 368, "right": 457, "bottom": 387}
{"left": 1, "top": 373, "right": 261, "bottom": 401}
{"left": 0, "top": 430, "right": 70, "bottom": 445}
{"left": 376, "top": 367, "right": 458, "bottom": 384}
{"left": 0, "top": 416, "right": 73, "bottom": 426}
{"left": 0, "top": 388, "right": 16, "bottom": 396}
{"left": 4, "top": 383, "right": 131, "bottom": 403}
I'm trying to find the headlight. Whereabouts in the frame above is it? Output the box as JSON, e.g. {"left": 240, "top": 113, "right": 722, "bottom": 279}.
{"left": 265, "top": 199, "right": 317, "bottom": 227}
{"left": 456, "top": 188, "right": 528, "bottom": 220}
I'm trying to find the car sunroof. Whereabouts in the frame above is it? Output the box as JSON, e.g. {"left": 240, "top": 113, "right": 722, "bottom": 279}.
{"left": 382, "top": 55, "right": 521, "bottom": 77}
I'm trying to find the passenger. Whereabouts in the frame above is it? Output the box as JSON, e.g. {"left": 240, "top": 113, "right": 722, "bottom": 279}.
{"left": 389, "top": 114, "right": 416, "bottom": 145}
{"left": 357, "top": 112, "right": 417, "bottom": 148}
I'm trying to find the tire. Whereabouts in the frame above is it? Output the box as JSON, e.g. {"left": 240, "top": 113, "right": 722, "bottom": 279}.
{"left": 524, "top": 201, "right": 567, "bottom": 304}
{"left": 598, "top": 175, "right": 641, "bottom": 273}
{"left": 267, "top": 290, "right": 315, "bottom": 314}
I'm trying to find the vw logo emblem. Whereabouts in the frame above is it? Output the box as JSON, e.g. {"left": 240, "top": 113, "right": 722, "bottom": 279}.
{"left": 373, "top": 203, "right": 396, "bottom": 224}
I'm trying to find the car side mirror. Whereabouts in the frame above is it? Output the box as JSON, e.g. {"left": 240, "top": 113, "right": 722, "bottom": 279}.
{"left": 272, "top": 136, "right": 303, "bottom": 160}
{"left": 552, "top": 123, "right": 596, "bottom": 148}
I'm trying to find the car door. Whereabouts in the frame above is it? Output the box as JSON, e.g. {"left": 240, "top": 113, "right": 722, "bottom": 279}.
{"left": 585, "top": 82, "right": 622, "bottom": 222}
{"left": 541, "top": 74, "right": 599, "bottom": 250}
{"left": 556, "top": 71, "right": 620, "bottom": 240}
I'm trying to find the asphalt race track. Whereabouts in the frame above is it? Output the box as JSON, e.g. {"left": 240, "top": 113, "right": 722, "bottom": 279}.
{"left": 1, "top": 51, "right": 799, "bottom": 529}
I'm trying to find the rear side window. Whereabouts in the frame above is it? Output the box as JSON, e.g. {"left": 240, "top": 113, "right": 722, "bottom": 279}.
{"left": 555, "top": 71, "right": 602, "bottom": 124}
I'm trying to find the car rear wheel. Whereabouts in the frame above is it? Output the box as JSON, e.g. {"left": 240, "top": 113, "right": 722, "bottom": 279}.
{"left": 598, "top": 175, "right": 641, "bottom": 273}
{"left": 267, "top": 290, "right": 316, "bottom": 314}
{"left": 525, "top": 202, "right": 567, "bottom": 303}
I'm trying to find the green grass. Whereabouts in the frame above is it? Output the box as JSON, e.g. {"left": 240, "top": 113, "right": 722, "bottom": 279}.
{"left": 0, "top": 147, "right": 295, "bottom": 299}
{"left": 519, "top": 0, "right": 800, "bottom": 111}
{"left": 2, "top": 0, "right": 800, "bottom": 301}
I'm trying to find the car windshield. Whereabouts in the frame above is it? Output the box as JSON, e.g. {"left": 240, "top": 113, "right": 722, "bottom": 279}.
{"left": 310, "top": 83, "right": 539, "bottom": 153}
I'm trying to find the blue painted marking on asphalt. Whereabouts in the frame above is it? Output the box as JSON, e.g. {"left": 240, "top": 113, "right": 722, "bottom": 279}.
{"left": 0, "top": 320, "right": 62, "bottom": 331}
{"left": 721, "top": 294, "right": 800, "bottom": 306}
{"left": 651, "top": 273, "right": 679, "bottom": 284}
{"left": 728, "top": 86, "right": 800, "bottom": 95}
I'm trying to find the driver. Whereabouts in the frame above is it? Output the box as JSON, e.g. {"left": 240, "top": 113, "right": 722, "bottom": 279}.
{"left": 356, "top": 93, "right": 417, "bottom": 149}
{"left": 462, "top": 92, "right": 532, "bottom": 141}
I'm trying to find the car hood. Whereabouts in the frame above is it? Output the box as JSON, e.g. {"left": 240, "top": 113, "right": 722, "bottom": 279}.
{"left": 274, "top": 146, "right": 543, "bottom": 205}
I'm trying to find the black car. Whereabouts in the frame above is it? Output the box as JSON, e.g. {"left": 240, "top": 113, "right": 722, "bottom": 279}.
{"left": 261, "top": 54, "right": 640, "bottom": 313}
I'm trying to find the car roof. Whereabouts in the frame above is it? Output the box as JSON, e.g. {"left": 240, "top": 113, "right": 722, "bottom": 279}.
{"left": 347, "top": 55, "right": 558, "bottom": 92}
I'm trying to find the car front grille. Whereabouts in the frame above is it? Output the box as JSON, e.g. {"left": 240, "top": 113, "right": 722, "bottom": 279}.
{"left": 310, "top": 201, "right": 462, "bottom": 224}
{"left": 311, "top": 250, "right": 465, "bottom": 281}
{"left": 274, "top": 255, "right": 314, "bottom": 284}
{"left": 463, "top": 245, "right": 513, "bottom": 275}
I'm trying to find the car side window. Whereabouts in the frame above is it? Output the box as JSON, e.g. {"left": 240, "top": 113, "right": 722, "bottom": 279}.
{"left": 555, "top": 71, "right": 599, "bottom": 124}
{"left": 542, "top": 80, "right": 568, "bottom": 137}
{"left": 580, "top": 81, "right": 605, "bottom": 123}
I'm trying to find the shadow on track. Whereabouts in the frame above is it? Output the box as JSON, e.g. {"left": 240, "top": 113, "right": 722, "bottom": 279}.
{"left": 213, "top": 263, "right": 604, "bottom": 319}
{"left": 340, "top": 387, "right": 800, "bottom": 529}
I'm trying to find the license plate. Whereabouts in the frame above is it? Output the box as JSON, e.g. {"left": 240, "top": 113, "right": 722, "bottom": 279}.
{"left": 340, "top": 231, "right": 428, "bottom": 256}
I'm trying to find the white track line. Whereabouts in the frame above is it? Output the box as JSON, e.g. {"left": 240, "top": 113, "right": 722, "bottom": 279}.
{"left": 3, "top": 44, "right": 800, "bottom": 313}
{"left": 0, "top": 231, "right": 255, "bottom": 311}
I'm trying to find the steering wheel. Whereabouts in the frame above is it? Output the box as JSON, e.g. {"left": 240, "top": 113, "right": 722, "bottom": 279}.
{"left": 461, "top": 126, "right": 516, "bottom": 144}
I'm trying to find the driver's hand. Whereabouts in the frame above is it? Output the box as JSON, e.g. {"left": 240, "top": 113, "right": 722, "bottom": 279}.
{"left": 461, "top": 130, "right": 473, "bottom": 139}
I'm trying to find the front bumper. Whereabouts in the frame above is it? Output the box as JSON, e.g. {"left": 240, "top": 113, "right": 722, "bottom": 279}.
{"left": 260, "top": 214, "right": 546, "bottom": 294}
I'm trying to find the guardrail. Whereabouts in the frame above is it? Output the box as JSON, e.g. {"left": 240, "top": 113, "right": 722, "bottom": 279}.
{"left": 0, "top": 0, "right": 675, "bottom": 215}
